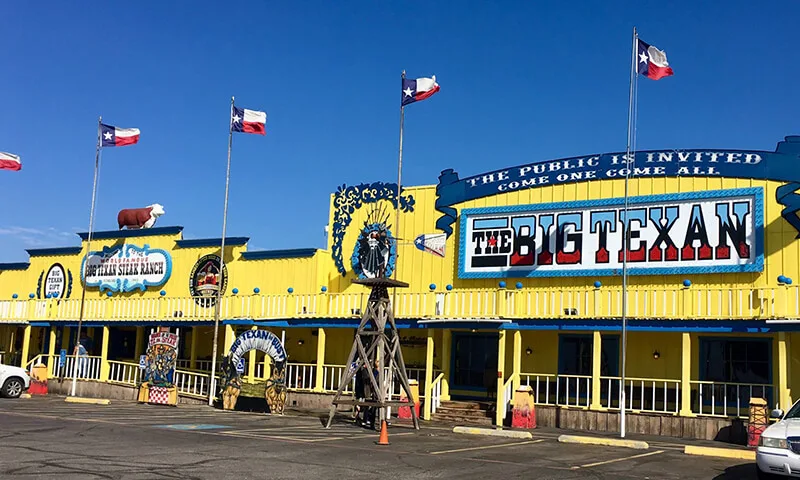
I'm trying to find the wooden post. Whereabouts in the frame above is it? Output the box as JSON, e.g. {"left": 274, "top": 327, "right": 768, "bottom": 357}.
{"left": 495, "top": 330, "right": 507, "bottom": 426}
{"left": 223, "top": 325, "right": 235, "bottom": 352}
{"left": 512, "top": 330, "right": 522, "bottom": 392}
{"left": 48, "top": 327, "right": 57, "bottom": 374}
{"left": 247, "top": 326, "right": 257, "bottom": 383}
{"left": 134, "top": 327, "right": 144, "bottom": 359}
{"left": 779, "top": 332, "right": 791, "bottom": 410}
{"left": 441, "top": 329, "right": 451, "bottom": 401}
{"left": 190, "top": 327, "right": 199, "bottom": 370}
{"left": 423, "top": 329, "right": 435, "bottom": 420}
{"left": 679, "top": 332, "right": 694, "bottom": 416}
{"left": 590, "top": 330, "right": 602, "bottom": 410}
{"left": 99, "top": 326, "right": 110, "bottom": 382}
{"left": 20, "top": 325, "right": 32, "bottom": 368}
{"left": 314, "top": 327, "right": 326, "bottom": 392}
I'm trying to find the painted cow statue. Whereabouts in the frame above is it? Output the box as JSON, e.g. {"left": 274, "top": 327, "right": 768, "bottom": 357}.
{"left": 117, "top": 204, "right": 165, "bottom": 230}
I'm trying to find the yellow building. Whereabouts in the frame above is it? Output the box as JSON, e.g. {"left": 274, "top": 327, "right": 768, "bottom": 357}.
{"left": 2, "top": 135, "right": 800, "bottom": 439}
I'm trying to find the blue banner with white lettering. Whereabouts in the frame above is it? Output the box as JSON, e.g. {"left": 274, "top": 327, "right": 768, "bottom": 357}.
{"left": 435, "top": 136, "right": 800, "bottom": 237}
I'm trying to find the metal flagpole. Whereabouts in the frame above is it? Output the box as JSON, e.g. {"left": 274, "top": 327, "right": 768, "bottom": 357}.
{"left": 209, "top": 96, "right": 235, "bottom": 406}
{"left": 620, "top": 26, "right": 638, "bottom": 439}
{"left": 71, "top": 117, "right": 103, "bottom": 397}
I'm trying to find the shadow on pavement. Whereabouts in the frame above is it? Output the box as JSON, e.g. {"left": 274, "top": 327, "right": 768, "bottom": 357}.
{"left": 713, "top": 463, "right": 759, "bottom": 479}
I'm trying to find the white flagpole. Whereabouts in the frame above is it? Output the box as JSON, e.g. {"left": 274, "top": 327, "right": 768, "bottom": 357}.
{"left": 209, "top": 96, "right": 235, "bottom": 406}
{"left": 71, "top": 117, "right": 103, "bottom": 397}
{"left": 620, "top": 26, "right": 638, "bottom": 439}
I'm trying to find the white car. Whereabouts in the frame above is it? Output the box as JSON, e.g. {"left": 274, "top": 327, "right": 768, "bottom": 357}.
{"left": 757, "top": 400, "right": 800, "bottom": 478}
{"left": 0, "top": 363, "right": 30, "bottom": 398}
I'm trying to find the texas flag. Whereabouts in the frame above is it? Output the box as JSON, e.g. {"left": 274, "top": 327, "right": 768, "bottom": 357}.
{"left": 0, "top": 152, "right": 21, "bottom": 171}
{"left": 402, "top": 75, "right": 440, "bottom": 106}
{"left": 101, "top": 123, "right": 140, "bottom": 147}
{"left": 637, "top": 39, "right": 674, "bottom": 80}
{"left": 231, "top": 106, "right": 266, "bottom": 135}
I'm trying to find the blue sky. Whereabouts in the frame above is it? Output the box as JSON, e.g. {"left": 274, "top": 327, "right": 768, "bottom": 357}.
{"left": 1, "top": 1, "right": 796, "bottom": 262}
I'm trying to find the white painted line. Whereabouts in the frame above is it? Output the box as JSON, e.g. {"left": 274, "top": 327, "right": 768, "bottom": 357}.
{"left": 431, "top": 439, "right": 545, "bottom": 455}
{"left": 576, "top": 449, "right": 665, "bottom": 469}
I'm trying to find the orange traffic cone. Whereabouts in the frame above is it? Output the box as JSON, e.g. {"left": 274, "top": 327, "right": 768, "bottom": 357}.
{"left": 377, "top": 420, "right": 390, "bottom": 445}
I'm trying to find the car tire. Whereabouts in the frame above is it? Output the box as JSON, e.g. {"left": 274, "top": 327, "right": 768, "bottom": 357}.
{"left": 1, "top": 377, "right": 24, "bottom": 399}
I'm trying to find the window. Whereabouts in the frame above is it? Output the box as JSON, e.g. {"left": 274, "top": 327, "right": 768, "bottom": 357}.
{"left": 558, "top": 335, "right": 619, "bottom": 376}
{"left": 700, "top": 338, "right": 771, "bottom": 385}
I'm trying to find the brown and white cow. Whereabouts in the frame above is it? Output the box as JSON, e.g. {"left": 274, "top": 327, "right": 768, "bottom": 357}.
{"left": 117, "top": 204, "right": 165, "bottom": 229}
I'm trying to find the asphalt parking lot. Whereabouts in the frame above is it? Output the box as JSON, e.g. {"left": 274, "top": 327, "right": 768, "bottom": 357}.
{"left": 0, "top": 396, "right": 760, "bottom": 479}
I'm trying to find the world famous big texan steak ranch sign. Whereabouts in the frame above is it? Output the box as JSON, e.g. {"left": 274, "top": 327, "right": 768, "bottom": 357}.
{"left": 82, "top": 244, "right": 172, "bottom": 292}
{"left": 460, "top": 189, "right": 763, "bottom": 278}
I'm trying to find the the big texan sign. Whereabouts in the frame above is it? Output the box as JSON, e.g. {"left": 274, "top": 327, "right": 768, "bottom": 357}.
{"left": 459, "top": 189, "right": 763, "bottom": 278}
{"left": 81, "top": 244, "right": 172, "bottom": 292}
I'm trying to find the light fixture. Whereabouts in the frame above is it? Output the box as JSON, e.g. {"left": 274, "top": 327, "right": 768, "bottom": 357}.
{"left": 297, "top": 339, "right": 305, "bottom": 346}
{"left": 525, "top": 347, "right": 532, "bottom": 356}
{"left": 470, "top": 329, "right": 477, "bottom": 333}
{"left": 653, "top": 350, "right": 660, "bottom": 360}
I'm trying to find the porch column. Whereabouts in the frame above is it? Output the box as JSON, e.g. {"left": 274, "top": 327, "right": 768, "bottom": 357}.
{"left": 679, "top": 332, "right": 693, "bottom": 416}
{"left": 99, "top": 326, "right": 110, "bottom": 382}
{"left": 223, "top": 325, "right": 235, "bottom": 352}
{"left": 512, "top": 330, "right": 522, "bottom": 392}
{"left": 590, "top": 330, "right": 602, "bottom": 410}
{"left": 423, "top": 329, "right": 435, "bottom": 421}
{"left": 189, "top": 327, "right": 199, "bottom": 369}
{"left": 441, "top": 329, "right": 451, "bottom": 401}
{"left": 247, "top": 326, "right": 257, "bottom": 383}
{"left": 61, "top": 327, "right": 70, "bottom": 350}
{"left": 134, "top": 327, "right": 144, "bottom": 359}
{"left": 314, "top": 328, "right": 326, "bottom": 392}
{"left": 20, "top": 325, "right": 32, "bottom": 368}
{"left": 778, "top": 332, "right": 792, "bottom": 410}
{"left": 495, "top": 330, "right": 507, "bottom": 426}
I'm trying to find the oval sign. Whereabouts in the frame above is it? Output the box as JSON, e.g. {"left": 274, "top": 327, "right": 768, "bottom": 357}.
{"left": 44, "top": 263, "right": 67, "bottom": 299}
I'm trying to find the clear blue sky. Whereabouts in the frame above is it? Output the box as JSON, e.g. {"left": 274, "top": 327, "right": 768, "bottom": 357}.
{"left": 1, "top": 1, "right": 797, "bottom": 262}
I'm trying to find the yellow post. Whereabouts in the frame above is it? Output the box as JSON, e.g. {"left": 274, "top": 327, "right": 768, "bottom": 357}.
{"left": 495, "top": 330, "right": 507, "bottom": 426}
{"left": 20, "top": 325, "right": 32, "bottom": 368}
{"left": 134, "top": 327, "right": 144, "bottom": 359}
{"left": 190, "top": 327, "right": 198, "bottom": 370}
{"left": 314, "top": 327, "right": 326, "bottom": 392}
{"left": 512, "top": 330, "right": 522, "bottom": 392}
{"left": 247, "top": 326, "right": 257, "bottom": 383}
{"left": 99, "top": 326, "right": 110, "bottom": 382}
{"left": 590, "top": 330, "right": 602, "bottom": 410}
{"left": 423, "top": 329, "right": 435, "bottom": 421}
{"left": 441, "top": 329, "right": 451, "bottom": 401}
{"left": 48, "top": 327, "right": 57, "bottom": 374}
{"left": 317, "top": 292, "right": 329, "bottom": 317}
{"left": 61, "top": 327, "right": 71, "bottom": 351}
{"left": 223, "top": 324, "right": 235, "bottom": 352}
{"left": 778, "top": 332, "right": 791, "bottom": 410}
{"left": 497, "top": 289, "right": 507, "bottom": 317}
{"left": 680, "top": 332, "right": 694, "bottom": 416}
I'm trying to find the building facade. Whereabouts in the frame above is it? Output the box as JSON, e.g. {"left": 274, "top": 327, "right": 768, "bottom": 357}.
{"left": 2, "top": 135, "right": 800, "bottom": 436}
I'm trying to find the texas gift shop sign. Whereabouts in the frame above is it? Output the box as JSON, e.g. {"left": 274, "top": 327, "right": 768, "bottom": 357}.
{"left": 81, "top": 244, "right": 172, "bottom": 292}
{"left": 459, "top": 188, "right": 763, "bottom": 278}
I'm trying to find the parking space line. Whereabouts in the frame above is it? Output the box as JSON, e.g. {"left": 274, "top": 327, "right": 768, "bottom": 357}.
{"left": 430, "top": 439, "right": 544, "bottom": 455}
{"left": 575, "top": 450, "right": 665, "bottom": 469}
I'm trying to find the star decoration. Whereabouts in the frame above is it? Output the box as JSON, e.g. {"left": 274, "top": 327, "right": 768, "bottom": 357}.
{"left": 639, "top": 52, "right": 648, "bottom": 64}
{"left": 232, "top": 114, "right": 241, "bottom": 123}
{"left": 488, "top": 236, "right": 497, "bottom": 247}
{"left": 403, "top": 87, "right": 413, "bottom": 98}
{"left": 103, "top": 131, "right": 113, "bottom": 140}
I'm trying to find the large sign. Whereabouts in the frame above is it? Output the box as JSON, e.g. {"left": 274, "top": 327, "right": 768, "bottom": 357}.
{"left": 459, "top": 188, "right": 763, "bottom": 278}
{"left": 81, "top": 244, "right": 171, "bottom": 292}
{"left": 189, "top": 254, "right": 227, "bottom": 307}
{"left": 221, "top": 329, "right": 288, "bottom": 414}
{"left": 437, "top": 137, "right": 800, "bottom": 237}
{"left": 229, "top": 329, "right": 287, "bottom": 369}
{"left": 37, "top": 263, "right": 72, "bottom": 299}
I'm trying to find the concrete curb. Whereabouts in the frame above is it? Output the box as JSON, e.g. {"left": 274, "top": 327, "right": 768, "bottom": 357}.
{"left": 684, "top": 445, "right": 755, "bottom": 460}
{"left": 453, "top": 426, "right": 533, "bottom": 439}
{"left": 65, "top": 396, "right": 111, "bottom": 405}
{"left": 557, "top": 434, "right": 649, "bottom": 450}
{"left": 19, "top": 393, "right": 31, "bottom": 399}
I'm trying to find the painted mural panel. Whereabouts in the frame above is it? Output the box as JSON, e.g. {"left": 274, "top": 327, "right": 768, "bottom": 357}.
{"left": 82, "top": 244, "right": 172, "bottom": 292}
{"left": 138, "top": 330, "right": 179, "bottom": 406}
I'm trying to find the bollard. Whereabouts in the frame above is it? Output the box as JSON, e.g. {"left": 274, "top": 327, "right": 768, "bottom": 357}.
{"left": 512, "top": 385, "right": 536, "bottom": 429}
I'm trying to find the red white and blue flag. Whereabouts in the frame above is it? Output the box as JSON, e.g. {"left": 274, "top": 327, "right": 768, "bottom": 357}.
{"left": 101, "top": 123, "right": 140, "bottom": 147}
{"left": 402, "top": 75, "right": 440, "bottom": 106}
{"left": 637, "top": 39, "right": 674, "bottom": 80}
{"left": 231, "top": 106, "right": 266, "bottom": 135}
{"left": 0, "top": 152, "right": 21, "bottom": 171}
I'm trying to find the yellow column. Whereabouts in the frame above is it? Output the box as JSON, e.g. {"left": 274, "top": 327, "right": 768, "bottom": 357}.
{"left": 99, "top": 326, "right": 110, "bottom": 382}
{"left": 247, "top": 326, "right": 257, "bottom": 383}
{"left": 680, "top": 332, "right": 694, "bottom": 416}
{"left": 314, "top": 328, "right": 326, "bottom": 392}
{"left": 48, "top": 327, "right": 57, "bottom": 367}
{"left": 423, "top": 329, "right": 435, "bottom": 420}
{"left": 441, "top": 329, "right": 451, "bottom": 401}
{"left": 497, "top": 289, "right": 507, "bottom": 317}
{"left": 190, "top": 327, "right": 198, "bottom": 370}
{"left": 61, "top": 327, "right": 70, "bottom": 351}
{"left": 590, "top": 330, "right": 602, "bottom": 410}
{"left": 223, "top": 325, "right": 235, "bottom": 352}
{"left": 20, "top": 325, "right": 32, "bottom": 368}
{"left": 779, "top": 332, "right": 791, "bottom": 410}
{"left": 495, "top": 330, "right": 507, "bottom": 426}
{"left": 512, "top": 330, "right": 522, "bottom": 392}
{"left": 134, "top": 327, "right": 144, "bottom": 359}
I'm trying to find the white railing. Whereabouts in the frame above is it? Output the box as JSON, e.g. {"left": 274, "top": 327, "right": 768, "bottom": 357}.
{"left": 286, "top": 363, "right": 316, "bottom": 390}
{"left": 327, "top": 293, "right": 366, "bottom": 317}
{"left": 174, "top": 370, "right": 210, "bottom": 399}
{"left": 691, "top": 380, "right": 775, "bottom": 418}
{"left": 175, "top": 359, "right": 213, "bottom": 372}
{"left": 600, "top": 376, "right": 680, "bottom": 414}
{"left": 294, "top": 295, "right": 317, "bottom": 316}
{"left": 430, "top": 372, "right": 445, "bottom": 415}
{"left": 0, "top": 300, "right": 28, "bottom": 321}
{"left": 108, "top": 361, "right": 140, "bottom": 386}
{"left": 498, "top": 377, "right": 514, "bottom": 421}
{"left": 50, "top": 355, "right": 102, "bottom": 380}
{"left": 322, "top": 364, "right": 356, "bottom": 393}
{"left": 439, "top": 290, "right": 498, "bottom": 318}
{"left": 520, "top": 373, "right": 592, "bottom": 408}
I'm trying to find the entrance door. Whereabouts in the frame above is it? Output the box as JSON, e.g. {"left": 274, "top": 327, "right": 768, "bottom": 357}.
{"left": 451, "top": 333, "right": 498, "bottom": 398}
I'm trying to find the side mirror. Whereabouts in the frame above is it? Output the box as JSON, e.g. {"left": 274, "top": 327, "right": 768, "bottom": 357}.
{"left": 771, "top": 409, "right": 784, "bottom": 419}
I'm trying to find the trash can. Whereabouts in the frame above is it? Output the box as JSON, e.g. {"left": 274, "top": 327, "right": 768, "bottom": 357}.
{"left": 747, "top": 397, "right": 768, "bottom": 448}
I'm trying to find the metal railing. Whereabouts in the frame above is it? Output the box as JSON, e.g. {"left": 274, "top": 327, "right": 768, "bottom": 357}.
{"left": 174, "top": 370, "right": 210, "bottom": 399}
{"left": 430, "top": 373, "right": 445, "bottom": 415}
{"left": 690, "top": 380, "right": 775, "bottom": 418}
{"left": 498, "top": 376, "right": 514, "bottom": 421}
{"left": 286, "top": 363, "right": 316, "bottom": 390}
{"left": 175, "top": 359, "right": 214, "bottom": 372}
{"left": 520, "top": 373, "right": 592, "bottom": 408}
{"left": 600, "top": 376, "right": 680, "bottom": 414}
{"left": 108, "top": 360, "right": 140, "bottom": 386}
{"left": 49, "top": 355, "right": 102, "bottom": 380}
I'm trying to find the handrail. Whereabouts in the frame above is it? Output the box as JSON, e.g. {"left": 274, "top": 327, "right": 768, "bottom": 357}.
{"left": 430, "top": 372, "right": 445, "bottom": 415}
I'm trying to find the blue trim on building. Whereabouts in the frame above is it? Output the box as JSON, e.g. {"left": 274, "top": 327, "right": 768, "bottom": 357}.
{"left": 0, "top": 262, "right": 30, "bottom": 271}
{"left": 241, "top": 248, "right": 318, "bottom": 260}
{"left": 26, "top": 247, "right": 82, "bottom": 257}
{"left": 175, "top": 237, "right": 249, "bottom": 248}
{"left": 29, "top": 322, "right": 50, "bottom": 327}
{"left": 77, "top": 226, "right": 183, "bottom": 240}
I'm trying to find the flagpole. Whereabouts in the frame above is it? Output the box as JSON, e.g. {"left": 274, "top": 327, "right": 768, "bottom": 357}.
{"left": 71, "top": 116, "right": 103, "bottom": 397}
{"left": 394, "top": 71, "right": 406, "bottom": 272}
{"left": 620, "top": 26, "right": 638, "bottom": 439}
{"left": 209, "top": 96, "right": 235, "bottom": 406}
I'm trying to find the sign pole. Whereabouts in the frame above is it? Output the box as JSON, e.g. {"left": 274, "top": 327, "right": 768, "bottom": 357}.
{"left": 209, "top": 96, "right": 235, "bottom": 406}
{"left": 71, "top": 116, "right": 103, "bottom": 397}
{"left": 620, "top": 26, "right": 638, "bottom": 439}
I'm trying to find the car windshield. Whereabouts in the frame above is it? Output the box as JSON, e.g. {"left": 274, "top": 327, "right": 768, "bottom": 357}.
{"left": 784, "top": 401, "right": 800, "bottom": 419}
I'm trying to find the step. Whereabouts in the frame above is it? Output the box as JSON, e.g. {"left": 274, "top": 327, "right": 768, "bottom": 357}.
{"left": 432, "top": 412, "right": 495, "bottom": 426}
{"left": 440, "top": 401, "right": 492, "bottom": 410}
{"left": 434, "top": 406, "right": 494, "bottom": 417}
